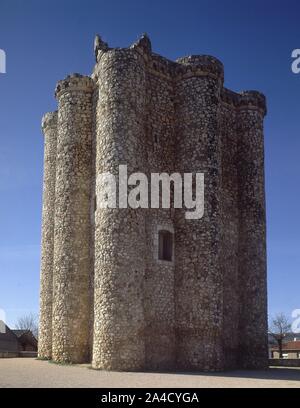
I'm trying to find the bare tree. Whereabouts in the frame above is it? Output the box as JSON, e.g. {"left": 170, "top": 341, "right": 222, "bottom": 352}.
{"left": 269, "top": 313, "right": 291, "bottom": 358}
{"left": 15, "top": 312, "right": 39, "bottom": 339}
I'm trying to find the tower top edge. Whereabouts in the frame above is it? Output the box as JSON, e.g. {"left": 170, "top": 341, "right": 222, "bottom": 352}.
{"left": 54, "top": 74, "right": 94, "bottom": 99}
{"left": 221, "top": 88, "right": 267, "bottom": 115}
{"left": 237, "top": 90, "right": 267, "bottom": 116}
{"left": 93, "top": 34, "right": 225, "bottom": 81}
{"left": 41, "top": 111, "right": 58, "bottom": 132}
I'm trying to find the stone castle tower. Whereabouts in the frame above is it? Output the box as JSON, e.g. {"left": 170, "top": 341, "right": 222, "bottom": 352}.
{"left": 38, "top": 34, "right": 268, "bottom": 371}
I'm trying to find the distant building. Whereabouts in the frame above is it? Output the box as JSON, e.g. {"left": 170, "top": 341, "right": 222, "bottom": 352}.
{"left": 0, "top": 322, "right": 20, "bottom": 356}
{"left": 0, "top": 321, "right": 37, "bottom": 357}
{"left": 12, "top": 330, "right": 38, "bottom": 352}
{"left": 271, "top": 339, "right": 300, "bottom": 359}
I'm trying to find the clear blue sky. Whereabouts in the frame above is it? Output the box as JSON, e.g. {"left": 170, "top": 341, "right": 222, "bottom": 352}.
{"left": 0, "top": 0, "right": 299, "bottom": 328}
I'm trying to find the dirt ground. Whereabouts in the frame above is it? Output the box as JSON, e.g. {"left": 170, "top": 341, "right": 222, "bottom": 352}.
{"left": 0, "top": 358, "right": 300, "bottom": 388}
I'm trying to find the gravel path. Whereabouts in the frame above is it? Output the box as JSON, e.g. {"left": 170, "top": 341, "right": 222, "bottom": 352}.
{"left": 0, "top": 358, "right": 300, "bottom": 388}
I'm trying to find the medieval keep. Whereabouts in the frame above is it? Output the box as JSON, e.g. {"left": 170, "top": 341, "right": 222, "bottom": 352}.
{"left": 38, "top": 34, "right": 268, "bottom": 371}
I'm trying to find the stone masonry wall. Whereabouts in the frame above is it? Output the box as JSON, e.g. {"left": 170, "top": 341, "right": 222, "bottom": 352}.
{"left": 237, "top": 92, "right": 268, "bottom": 368}
{"left": 38, "top": 34, "right": 268, "bottom": 371}
{"left": 92, "top": 46, "right": 148, "bottom": 370}
{"left": 51, "top": 75, "right": 94, "bottom": 363}
{"left": 174, "top": 56, "right": 224, "bottom": 370}
{"left": 38, "top": 111, "right": 57, "bottom": 359}
{"left": 220, "top": 94, "right": 239, "bottom": 369}
{"left": 143, "top": 51, "right": 176, "bottom": 371}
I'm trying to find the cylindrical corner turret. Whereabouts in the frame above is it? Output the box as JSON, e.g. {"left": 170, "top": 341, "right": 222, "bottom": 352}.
{"left": 52, "top": 74, "right": 94, "bottom": 363}
{"left": 92, "top": 47, "right": 147, "bottom": 370}
{"left": 174, "top": 55, "right": 224, "bottom": 370}
{"left": 41, "top": 111, "right": 58, "bottom": 132}
{"left": 237, "top": 90, "right": 268, "bottom": 368}
{"left": 38, "top": 111, "right": 58, "bottom": 360}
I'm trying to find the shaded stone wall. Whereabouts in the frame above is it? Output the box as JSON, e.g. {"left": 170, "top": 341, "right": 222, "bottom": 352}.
{"left": 144, "top": 54, "right": 176, "bottom": 371}
{"left": 220, "top": 93, "right": 239, "bottom": 369}
{"left": 39, "top": 34, "right": 268, "bottom": 371}
{"left": 237, "top": 92, "right": 268, "bottom": 368}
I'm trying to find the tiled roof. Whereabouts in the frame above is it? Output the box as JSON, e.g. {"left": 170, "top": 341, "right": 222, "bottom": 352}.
{"left": 272, "top": 340, "right": 300, "bottom": 351}
{"left": 12, "top": 329, "right": 30, "bottom": 338}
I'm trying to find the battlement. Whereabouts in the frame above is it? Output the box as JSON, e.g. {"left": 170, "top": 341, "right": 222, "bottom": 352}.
{"left": 55, "top": 74, "right": 94, "bottom": 99}
{"left": 130, "top": 33, "right": 152, "bottom": 54}
{"left": 238, "top": 90, "right": 267, "bottom": 115}
{"left": 220, "top": 88, "right": 267, "bottom": 116}
{"left": 41, "top": 111, "right": 58, "bottom": 131}
{"left": 93, "top": 35, "right": 224, "bottom": 83}
{"left": 176, "top": 55, "right": 224, "bottom": 81}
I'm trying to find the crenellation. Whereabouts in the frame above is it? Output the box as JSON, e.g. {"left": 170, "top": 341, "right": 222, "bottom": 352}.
{"left": 238, "top": 90, "right": 267, "bottom": 116}
{"left": 55, "top": 74, "right": 94, "bottom": 99}
{"left": 42, "top": 111, "right": 58, "bottom": 130}
{"left": 130, "top": 33, "right": 152, "bottom": 55}
{"left": 94, "top": 34, "right": 109, "bottom": 62}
